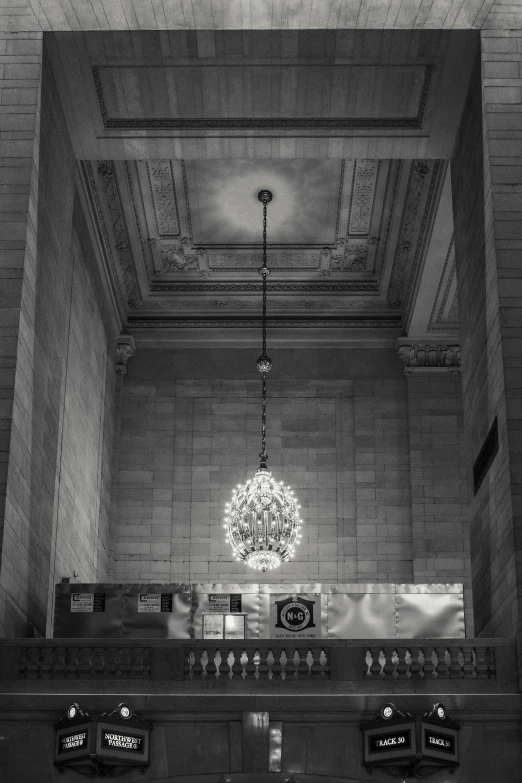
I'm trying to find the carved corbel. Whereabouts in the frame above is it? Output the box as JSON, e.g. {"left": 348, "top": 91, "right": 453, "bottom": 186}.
{"left": 116, "top": 334, "right": 136, "bottom": 376}
{"left": 397, "top": 339, "right": 461, "bottom": 375}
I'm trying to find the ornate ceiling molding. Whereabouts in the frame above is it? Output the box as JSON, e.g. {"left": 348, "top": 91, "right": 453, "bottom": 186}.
{"left": 348, "top": 160, "right": 380, "bottom": 236}
{"left": 128, "top": 318, "right": 402, "bottom": 329}
{"left": 387, "top": 160, "right": 442, "bottom": 309}
{"left": 397, "top": 340, "right": 461, "bottom": 375}
{"left": 146, "top": 160, "right": 180, "bottom": 237}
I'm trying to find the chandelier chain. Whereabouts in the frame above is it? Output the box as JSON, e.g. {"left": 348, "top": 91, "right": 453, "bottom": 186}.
{"left": 260, "top": 197, "right": 269, "bottom": 466}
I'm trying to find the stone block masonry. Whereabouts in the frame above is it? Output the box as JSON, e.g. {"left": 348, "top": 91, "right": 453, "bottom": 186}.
{"left": 111, "top": 370, "right": 469, "bottom": 590}
{"left": 0, "top": 38, "right": 117, "bottom": 637}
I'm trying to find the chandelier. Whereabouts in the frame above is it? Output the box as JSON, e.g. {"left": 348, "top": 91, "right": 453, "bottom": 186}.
{"left": 224, "top": 190, "right": 303, "bottom": 571}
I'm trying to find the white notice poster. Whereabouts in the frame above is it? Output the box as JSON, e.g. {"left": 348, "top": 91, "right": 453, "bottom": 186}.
{"left": 138, "top": 595, "right": 161, "bottom": 613}
{"left": 71, "top": 594, "right": 94, "bottom": 613}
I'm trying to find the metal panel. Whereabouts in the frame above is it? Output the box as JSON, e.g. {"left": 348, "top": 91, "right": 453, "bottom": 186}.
{"left": 53, "top": 583, "right": 123, "bottom": 638}
{"left": 192, "top": 584, "right": 260, "bottom": 639}
{"left": 121, "top": 584, "right": 191, "bottom": 639}
{"left": 396, "top": 592, "right": 465, "bottom": 638}
{"left": 396, "top": 583, "right": 464, "bottom": 594}
{"left": 327, "top": 592, "right": 396, "bottom": 638}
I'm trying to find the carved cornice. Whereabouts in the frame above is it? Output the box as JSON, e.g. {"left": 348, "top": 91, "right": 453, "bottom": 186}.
{"left": 116, "top": 334, "right": 136, "bottom": 375}
{"left": 149, "top": 282, "right": 379, "bottom": 293}
{"left": 128, "top": 318, "right": 402, "bottom": 329}
{"left": 146, "top": 159, "right": 180, "bottom": 237}
{"left": 397, "top": 341, "right": 461, "bottom": 375}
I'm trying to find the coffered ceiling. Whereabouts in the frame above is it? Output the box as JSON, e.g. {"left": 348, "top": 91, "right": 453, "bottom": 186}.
{"left": 80, "top": 155, "right": 457, "bottom": 337}
{"left": 48, "top": 28, "right": 464, "bottom": 342}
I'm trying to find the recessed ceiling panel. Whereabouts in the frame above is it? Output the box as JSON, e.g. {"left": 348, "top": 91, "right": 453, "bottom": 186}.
{"left": 94, "top": 64, "right": 430, "bottom": 129}
{"left": 185, "top": 160, "right": 343, "bottom": 246}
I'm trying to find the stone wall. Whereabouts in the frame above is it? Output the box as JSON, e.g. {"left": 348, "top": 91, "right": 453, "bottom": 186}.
{"left": 111, "top": 346, "right": 469, "bottom": 595}
{"left": 451, "top": 46, "right": 516, "bottom": 638}
{"left": 0, "top": 45, "right": 117, "bottom": 637}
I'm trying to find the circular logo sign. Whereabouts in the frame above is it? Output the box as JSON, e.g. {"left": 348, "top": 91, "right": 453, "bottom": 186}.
{"left": 436, "top": 706, "right": 446, "bottom": 720}
{"left": 382, "top": 706, "right": 394, "bottom": 719}
{"left": 279, "top": 601, "right": 311, "bottom": 631}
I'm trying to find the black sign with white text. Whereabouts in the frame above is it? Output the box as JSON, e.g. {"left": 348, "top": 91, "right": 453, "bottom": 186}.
{"left": 58, "top": 730, "right": 89, "bottom": 754}
{"left": 101, "top": 730, "right": 144, "bottom": 754}
{"left": 424, "top": 729, "right": 456, "bottom": 755}
{"left": 369, "top": 730, "right": 412, "bottom": 754}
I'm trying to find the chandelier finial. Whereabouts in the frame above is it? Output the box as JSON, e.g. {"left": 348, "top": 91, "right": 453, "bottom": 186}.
{"left": 223, "top": 188, "right": 303, "bottom": 571}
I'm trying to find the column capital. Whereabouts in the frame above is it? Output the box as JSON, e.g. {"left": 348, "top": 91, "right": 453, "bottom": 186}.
{"left": 116, "top": 334, "right": 136, "bottom": 375}
{"left": 396, "top": 339, "right": 460, "bottom": 375}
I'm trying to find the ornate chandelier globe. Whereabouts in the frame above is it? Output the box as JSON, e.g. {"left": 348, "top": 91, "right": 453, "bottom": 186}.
{"left": 224, "top": 190, "right": 303, "bottom": 572}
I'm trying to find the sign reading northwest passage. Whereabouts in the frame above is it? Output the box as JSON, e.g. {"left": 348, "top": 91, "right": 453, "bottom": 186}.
{"left": 137, "top": 594, "right": 173, "bottom": 613}
{"left": 101, "top": 731, "right": 143, "bottom": 754}
{"left": 424, "top": 730, "right": 455, "bottom": 755}
{"left": 58, "top": 730, "right": 89, "bottom": 754}
{"left": 271, "top": 595, "right": 319, "bottom": 638}
{"left": 70, "top": 593, "right": 105, "bottom": 612}
{"left": 208, "top": 594, "right": 242, "bottom": 613}
{"left": 369, "top": 730, "right": 412, "bottom": 754}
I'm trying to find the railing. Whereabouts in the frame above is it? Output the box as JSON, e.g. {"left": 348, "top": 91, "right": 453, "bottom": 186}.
{"left": 0, "top": 639, "right": 517, "bottom": 689}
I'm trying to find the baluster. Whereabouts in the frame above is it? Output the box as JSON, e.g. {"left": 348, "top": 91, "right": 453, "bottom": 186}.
{"left": 297, "top": 649, "right": 310, "bottom": 678}
{"left": 65, "top": 647, "right": 79, "bottom": 679}
{"left": 26, "top": 647, "right": 40, "bottom": 679}
{"left": 475, "top": 646, "right": 491, "bottom": 680}
{"left": 321, "top": 649, "right": 330, "bottom": 677}
{"left": 284, "top": 649, "right": 297, "bottom": 679}
{"left": 461, "top": 647, "right": 475, "bottom": 679}
{"left": 219, "top": 649, "right": 230, "bottom": 679}
{"left": 257, "top": 647, "right": 269, "bottom": 679}
{"left": 244, "top": 649, "right": 257, "bottom": 679}
{"left": 39, "top": 648, "right": 53, "bottom": 679}
{"left": 119, "top": 647, "right": 131, "bottom": 678}
{"left": 52, "top": 647, "right": 66, "bottom": 679}
{"left": 310, "top": 647, "right": 323, "bottom": 677}
{"left": 488, "top": 648, "right": 496, "bottom": 679}
{"left": 191, "top": 649, "right": 204, "bottom": 679}
{"left": 200, "top": 649, "right": 209, "bottom": 678}
{"left": 395, "top": 647, "right": 409, "bottom": 679}
{"left": 105, "top": 647, "right": 119, "bottom": 678}
{"left": 409, "top": 647, "right": 422, "bottom": 680}
{"left": 369, "top": 648, "right": 382, "bottom": 678}
{"left": 422, "top": 648, "right": 435, "bottom": 679}
{"left": 271, "top": 649, "right": 283, "bottom": 680}
{"left": 78, "top": 647, "right": 93, "bottom": 679}
{"left": 131, "top": 647, "right": 145, "bottom": 678}
{"left": 206, "top": 649, "right": 218, "bottom": 679}
{"left": 214, "top": 649, "right": 222, "bottom": 679}
{"left": 449, "top": 646, "right": 463, "bottom": 678}
{"left": 231, "top": 650, "right": 243, "bottom": 680}
{"left": 92, "top": 648, "right": 105, "bottom": 678}
{"left": 435, "top": 647, "right": 449, "bottom": 679}
{"left": 382, "top": 649, "right": 395, "bottom": 679}
{"left": 266, "top": 649, "right": 275, "bottom": 680}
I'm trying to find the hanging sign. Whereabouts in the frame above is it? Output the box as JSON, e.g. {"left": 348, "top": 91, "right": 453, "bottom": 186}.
{"left": 137, "top": 594, "right": 173, "bottom": 613}
{"left": 271, "top": 595, "right": 320, "bottom": 638}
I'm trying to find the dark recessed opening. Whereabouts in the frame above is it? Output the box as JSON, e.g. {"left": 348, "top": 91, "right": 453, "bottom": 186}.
{"left": 473, "top": 417, "right": 499, "bottom": 496}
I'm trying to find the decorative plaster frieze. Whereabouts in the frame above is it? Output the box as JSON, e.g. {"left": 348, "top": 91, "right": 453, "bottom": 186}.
{"left": 147, "top": 159, "right": 180, "bottom": 236}
{"left": 388, "top": 161, "right": 441, "bottom": 309}
{"left": 149, "top": 237, "right": 210, "bottom": 277}
{"left": 349, "top": 160, "right": 379, "bottom": 235}
{"left": 97, "top": 161, "right": 142, "bottom": 309}
{"left": 397, "top": 341, "right": 461, "bottom": 374}
{"left": 116, "top": 335, "right": 136, "bottom": 375}
{"left": 319, "top": 237, "right": 377, "bottom": 277}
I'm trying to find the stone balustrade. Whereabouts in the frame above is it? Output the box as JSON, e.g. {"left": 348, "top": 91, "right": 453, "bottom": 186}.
{"left": 0, "top": 638, "right": 517, "bottom": 692}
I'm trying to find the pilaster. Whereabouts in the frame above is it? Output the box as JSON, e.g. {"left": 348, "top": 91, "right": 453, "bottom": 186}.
{"left": 0, "top": 33, "right": 43, "bottom": 636}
